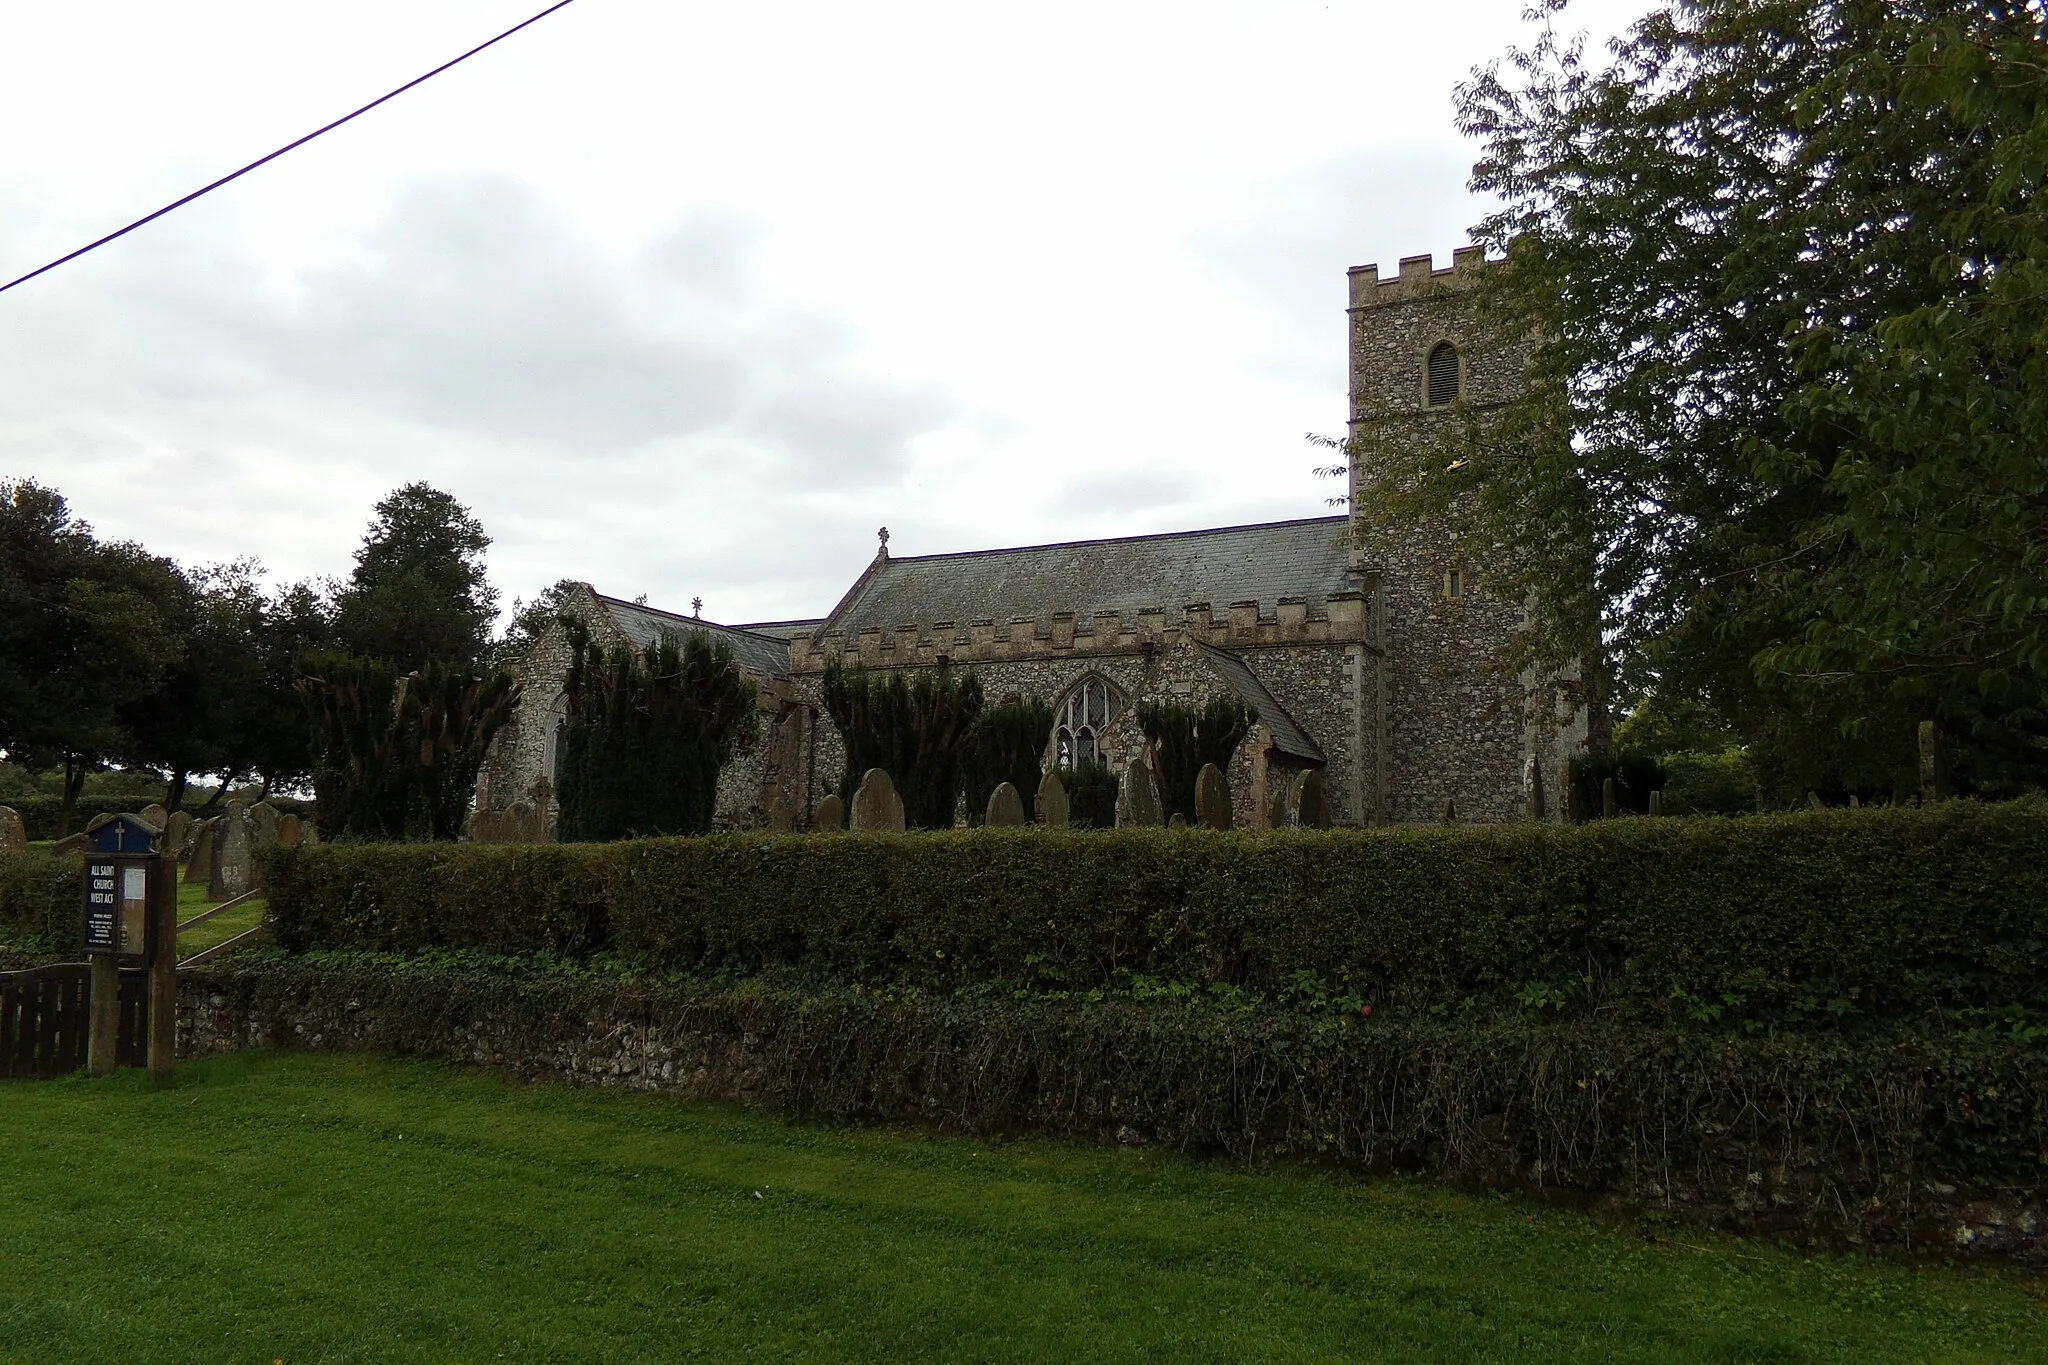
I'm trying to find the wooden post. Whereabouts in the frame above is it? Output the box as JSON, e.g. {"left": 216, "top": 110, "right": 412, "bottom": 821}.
{"left": 87, "top": 954, "right": 119, "bottom": 1077}
{"left": 147, "top": 857, "right": 177, "bottom": 1080}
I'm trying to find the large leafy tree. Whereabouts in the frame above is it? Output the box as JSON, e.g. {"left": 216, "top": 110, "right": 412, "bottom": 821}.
{"left": 0, "top": 480, "right": 185, "bottom": 819}
{"left": 331, "top": 483, "right": 498, "bottom": 673}
{"left": 1380, "top": 0, "right": 2048, "bottom": 797}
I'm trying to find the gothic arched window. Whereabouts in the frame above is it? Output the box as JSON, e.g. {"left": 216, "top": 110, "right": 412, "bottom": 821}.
{"left": 1055, "top": 677, "right": 1118, "bottom": 770}
{"left": 1426, "top": 341, "right": 1462, "bottom": 407}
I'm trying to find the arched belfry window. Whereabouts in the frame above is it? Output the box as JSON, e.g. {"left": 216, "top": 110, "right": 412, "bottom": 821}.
{"left": 1055, "top": 677, "right": 1118, "bottom": 770}
{"left": 1427, "top": 341, "right": 1462, "bottom": 407}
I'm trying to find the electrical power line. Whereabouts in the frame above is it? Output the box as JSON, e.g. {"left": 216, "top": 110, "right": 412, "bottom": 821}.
{"left": 0, "top": 0, "right": 582, "bottom": 297}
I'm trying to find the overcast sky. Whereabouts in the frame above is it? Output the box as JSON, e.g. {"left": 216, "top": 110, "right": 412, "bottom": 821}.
{"left": 0, "top": 0, "right": 1648, "bottom": 627}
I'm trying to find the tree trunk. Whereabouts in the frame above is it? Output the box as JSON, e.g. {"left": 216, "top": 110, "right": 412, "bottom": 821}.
{"left": 164, "top": 769, "right": 190, "bottom": 812}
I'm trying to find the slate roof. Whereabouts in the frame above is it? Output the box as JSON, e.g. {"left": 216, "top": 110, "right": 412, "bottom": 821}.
{"left": 732, "top": 618, "right": 826, "bottom": 642}
{"left": 1198, "top": 645, "right": 1325, "bottom": 764}
{"left": 591, "top": 594, "right": 791, "bottom": 676}
{"left": 818, "top": 516, "right": 1357, "bottom": 637}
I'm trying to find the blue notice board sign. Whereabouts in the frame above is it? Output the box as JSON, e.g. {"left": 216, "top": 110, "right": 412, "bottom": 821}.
{"left": 83, "top": 859, "right": 120, "bottom": 952}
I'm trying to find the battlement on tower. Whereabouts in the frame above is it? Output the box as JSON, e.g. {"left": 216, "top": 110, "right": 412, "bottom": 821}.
{"left": 786, "top": 593, "right": 1371, "bottom": 673}
{"left": 1347, "top": 245, "right": 1488, "bottom": 310}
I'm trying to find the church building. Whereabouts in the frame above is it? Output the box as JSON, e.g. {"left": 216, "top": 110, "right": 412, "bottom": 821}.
{"left": 477, "top": 248, "right": 1591, "bottom": 828}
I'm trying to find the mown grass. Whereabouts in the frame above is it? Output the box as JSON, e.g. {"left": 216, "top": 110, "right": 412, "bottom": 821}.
{"left": 172, "top": 877, "right": 265, "bottom": 957}
{"left": 0, "top": 1051, "right": 2041, "bottom": 1364}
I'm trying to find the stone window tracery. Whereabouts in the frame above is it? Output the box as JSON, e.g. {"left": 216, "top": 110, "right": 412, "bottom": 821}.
{"left": 1055, "top": 677, "right": 1118, "bottom": 770}
{"left": 1427, "top": 341, "right": 1462, "bottom": 407}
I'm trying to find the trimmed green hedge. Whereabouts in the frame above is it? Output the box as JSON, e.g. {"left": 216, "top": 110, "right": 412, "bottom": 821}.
{"left": 1, "top": 794, "right": 314, "bottom": 841}
{"left": 262, "top": 801, "right": 2048, "bottom": 1029}
{"left": 0, "top": 852, "right": 80, "bottom": 949}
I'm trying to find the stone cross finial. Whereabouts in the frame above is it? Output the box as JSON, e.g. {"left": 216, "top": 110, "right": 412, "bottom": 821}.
{"left": 877, "top": 526, "right": 890, "bottom": 559}
{"left": 692, "top": 596, "right": 702, "bottom": 618}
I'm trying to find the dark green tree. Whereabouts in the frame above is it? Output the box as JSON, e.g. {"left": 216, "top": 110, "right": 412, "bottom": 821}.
{"left": 963, "top": 697, "right": 1054, "bottom": 823}
{"left": 821, "top": 661, "right": 984, "bottom": 829}
{"left": 0, "top": 480, "right": 185, "bottom": 823}
{"left": 1136, "top": 696, "right": 1254, "bottom": 824}
{"left": 555, "top": 626, "right": 759, "bottom": 841}
{"left": 1389, "top": 0, "right": 2048, "bottom": 798}
{"left": 296, "top": 653, "right": 518, "bottom": 840}
{"left": 1063, "top": 758, "right": 1121, "bottom": 829}
{"left": 330, "top": 484, "right": 497, "bottom": 673}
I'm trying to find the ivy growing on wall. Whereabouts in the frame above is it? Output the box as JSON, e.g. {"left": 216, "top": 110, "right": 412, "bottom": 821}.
{"left": 1137, "top": 696, "right": 1254, "bottom": 823}
{"left": 555, "top": 625, "right": 758, "bottom": 842}
{"left": 821, "top": 660, "right": 983, "bottom": 829}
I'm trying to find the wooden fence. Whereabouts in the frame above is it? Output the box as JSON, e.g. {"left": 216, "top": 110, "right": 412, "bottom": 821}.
{"left": 0, "top": 963, "right": 148, "bottom": 1081}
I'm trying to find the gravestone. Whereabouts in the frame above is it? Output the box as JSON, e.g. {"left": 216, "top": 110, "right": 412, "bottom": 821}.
{"left": 509, "top": 802, "right": 547, "bottom": 843}
{"left": 1195, "top": 763, "right": 1231, "bottom": 830}
{"left": 0, "top": 806, "right": 25, "bottom": 856}
{"left": 1035, "top": 771, "right": 1069, "bottom": 828}
{"left": 53, "top": 831, "right": 89, "bottom": 858}
{"left": 184, "top": 818, "right": 218, "bottom": 884}
{"left": 277, "top": 813, "right": 303, "bottom": 847}
{"left": 249, "top": 800, "right": 282, "bottom": 848}
{"left": 764, "top": 790, "right": 796, "bottom": 833}
{"left": 139, "top": 803, "right": 169, "bottom": 832}
{"left": 164, "top": 809, "right": 195, "bottom": 860}
{"left": 1253, "top": 777, "right": 1286, "bottom": 834}
{"left": 985, "top": 781, "right": 1026, "bottom": 827}
{"left": 1115, "top": 760, "right": 1163, "bottom": 827}
{"left": 850, "top": 769, "right": 906, "bottom": 833}
{"left": 210, "top": 803, "right": 257, "bottom": 900}
{"left": 467, "top": 808, "right": 511, "bottom": 843}
{"left": 1293, "top": 770, "right": 1329, "bottom": 830}
{"left": 815, "top": 793, "right": 845, "bottom": 831}
{"left": 1168, "top": 813, "right": 1187, "bottom": 830}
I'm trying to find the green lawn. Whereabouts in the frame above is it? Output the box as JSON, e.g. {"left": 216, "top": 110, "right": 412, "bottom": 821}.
{"left": 0, "top": 1054, "right": 2040, "bottom": 1363}
{"left": 172, "top": 877, "right": 266, "bottom": 957}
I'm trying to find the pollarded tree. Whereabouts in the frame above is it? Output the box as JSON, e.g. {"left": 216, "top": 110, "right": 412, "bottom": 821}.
{"left": 1136, "top": 696, "right": 1254, "bottom": 824}
{"left": 1391, "top": 0, "right": 2048, "bottom": 797}
{"left": 555, "top": 626, "right": 759, "bottom": 841}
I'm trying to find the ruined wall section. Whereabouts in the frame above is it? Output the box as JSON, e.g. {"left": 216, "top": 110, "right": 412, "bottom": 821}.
{"left": 1348, "top": 250, "right": 1582, "bottom": 823}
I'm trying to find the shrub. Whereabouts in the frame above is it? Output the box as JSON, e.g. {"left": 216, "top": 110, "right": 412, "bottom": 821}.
{"left": 963, "top": 699, "right": 1052, "bottom": 824}
{"left": 262, "top": 800, "right": 2048, "bottom": 1030}
{"left": 0, "top": 794, "right": 313, "bottom": 842}
{"left": 821, "top": 661, "right": 982, "bottom": 829}
{"left": 1138, "top": 697, "right": 1254, "bottom": 823}
{"left": 556, "top": 627, "right": 756, "bottom": 841}
{"left": 0, "top": 852, "right": 80, "bottom": 951}
{"left": 1063, "top": 759, "right": 1119, "bottom": 828}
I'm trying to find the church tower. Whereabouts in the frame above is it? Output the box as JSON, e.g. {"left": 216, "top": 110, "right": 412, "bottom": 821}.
{"left": 1345, "top": 248, "right": 1579, "bottom": 822}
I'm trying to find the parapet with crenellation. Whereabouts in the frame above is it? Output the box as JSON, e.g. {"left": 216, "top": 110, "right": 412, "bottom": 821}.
{"left": 787, "top": 593, "right": 1369, "bottom": 672}
{"left": 1347, "top": 245, "right": 1487, "bottom": 310}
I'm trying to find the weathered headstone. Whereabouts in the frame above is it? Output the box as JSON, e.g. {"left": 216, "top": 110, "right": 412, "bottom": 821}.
{"left": 1195, "top": 763, "right": 1231, "bottom": 830}
{"left": 164, "top": 809, "right": 195, "bottom": 860}
{"left": 210, "top": 802, "right": 256, "bottom": 900}
{"left": 509, "top": 801, "right": 547, "bottom": 843}
{"left": 1168, "top": 812, "right": 1188, "bottom": 830}
{"left": 52, "top": 832, "right": 88, "bottom": 858}
{"left": 764, "top": 790, "right": 796, "bottom": 833}
{"left": 467, "top": 808, "right": 510, "bottom": 843}
{"left": 249, "top": 800, "right": 282, "bottom": 848}
{"left": 850, "top": 768, "right": 906, "bottom": 833}
{"left": 139, "top": 803, "right": 169, "bottom": 832}
{"left": 1524, "top": 756, "right": 1546, "bottom": 822}
{"left": 1293, "top": 770, "right": 1329, "bottom": 830}
{"left": 184, "top": 817, "right": 217, "bottom": 884}
{"left": 1115, "top": 759, "right": 1163, "bottom": 827}
{"left": 0, "top": 806, "right": 25, "bottom": 856}
{"left": 815, "top": 793, "right": 845, "bottom": 831}
{"left": 985, "top": 781, "right": 1026, "bottom": 827}
{"left": 277, "top": 812, "right": 303, "bottom": 847}
{"left": 1035, "top": 770, "right": 1069, "bottom": 828}
{"left": 1264, "top": 780, "right": 1290, "bottom": 831}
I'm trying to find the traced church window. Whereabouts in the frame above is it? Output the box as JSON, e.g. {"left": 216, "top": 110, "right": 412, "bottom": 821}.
{"left": 542, "top": 691, "right": 570, "bottom": 788}
{"left": 1055, "top": 677, "right": 1118, "bottom": 769}
{"left": 1445, "top": 568, "right": 1468, "bottom": 599}
{"left": 1426, "top": 341, "right": 1461, "bottom": 407}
